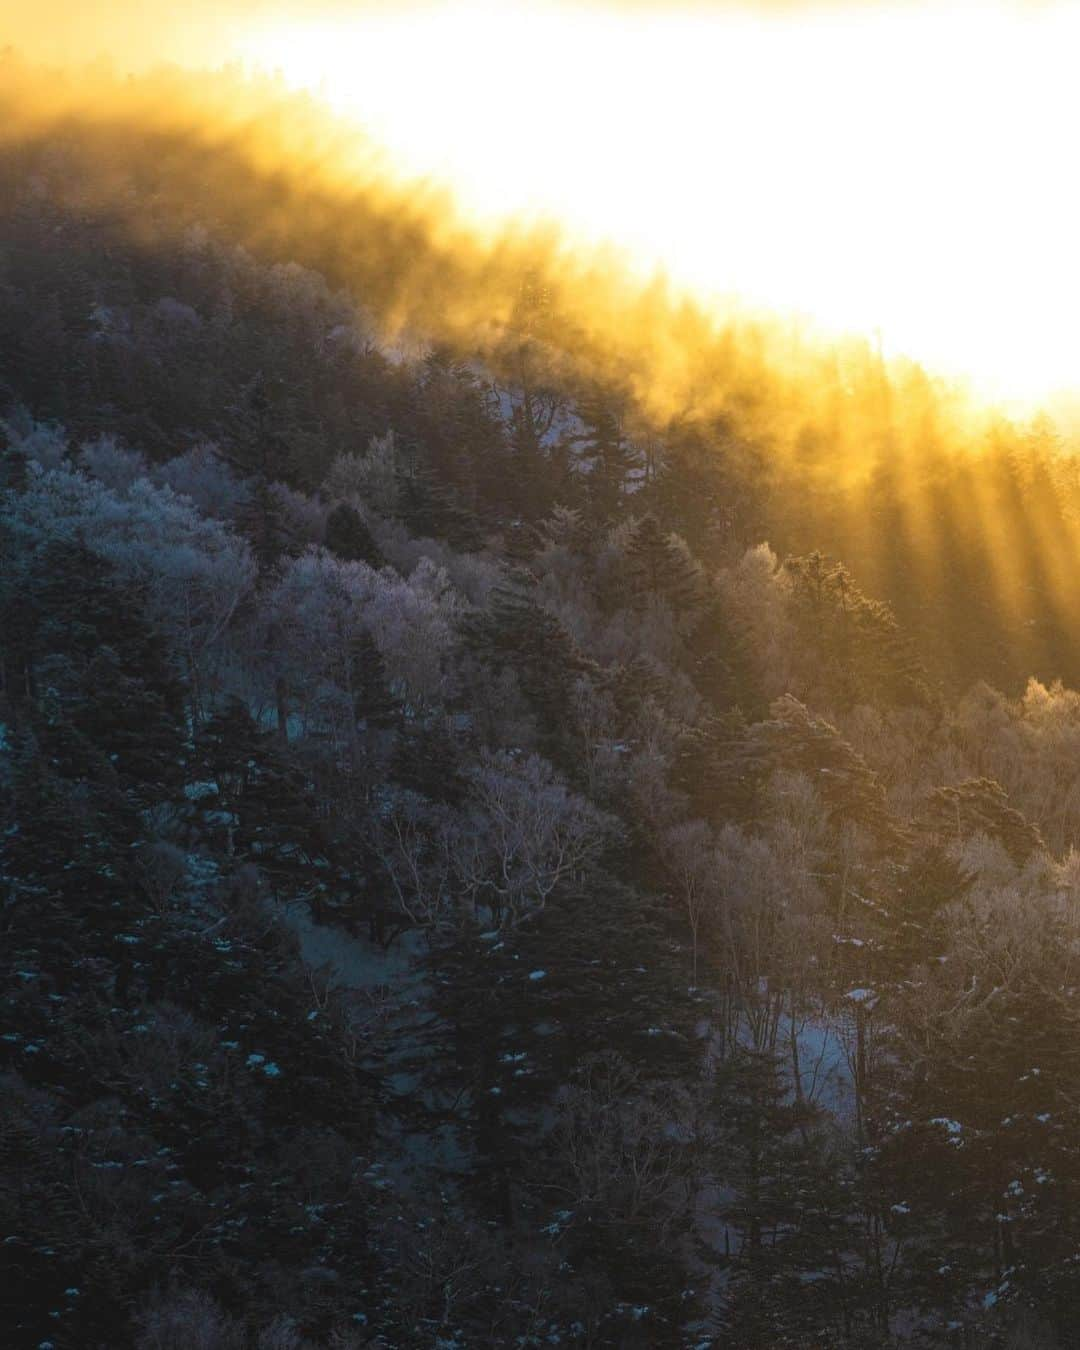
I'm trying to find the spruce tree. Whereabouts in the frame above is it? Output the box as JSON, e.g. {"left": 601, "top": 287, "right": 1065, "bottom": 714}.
{"left": 237, "top": 480, "right": 295, "bottom": 574}
{"left": 785, "top": 551, "right": 937, "bottom": 709}
{"left": 414, "top": 875, "right": 702, "bottom": 1335}
{"left": 324, "top": 500, "right": 384, "bottom": 568}
{"left": 573, "top": 392, "right": 636, "bottom": 520}
{"left": 398, "top": 463, "right": 485, "bottom": 551}
{"left": 196, "top": 697, "right": 327, "bottom": 894}
{"left": 463, "top": 583, "right": 592, "bottom": 764}
{"left": 625, "top": 513, "right": 703, "bottom": 614}
{"left": 711, "top": 1047, "right": 867, "bottom": 1347}
{"left": 347, "top": 626, "right": 400, "bottom": 731}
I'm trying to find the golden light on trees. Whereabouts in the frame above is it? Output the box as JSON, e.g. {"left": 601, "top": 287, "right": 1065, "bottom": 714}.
{"left": 6, "top": 0, "right": 1080, "bottom": 660}
{"left": 236, "top": 0, "right": 1080, "bottom": 411}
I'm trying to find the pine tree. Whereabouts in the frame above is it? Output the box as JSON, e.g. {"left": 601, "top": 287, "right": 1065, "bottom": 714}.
{"left": 324, "top": 500, "right": 384, "bottom": 567}
{"left": 196, "top": 698, "right": 327, "bottom": 893}
{"left": 236, "top": 480, "right": 295, "bottom": 574}
{"left": 346, "top": 626, "right": 400, "bottom": 731}
{"left": 785, "top": 551, "right": 937, "bottom": 709}
{"left": 876, "top": 845, "right": 974, "bottom": 975}
{"left": 463, "top": 583, "right": 592, "bottom": 764}
{"left": 923, "top": 777, "right": 1044, "bottom": 865}
{"left": 625, "top": 513, "right": 703, "bottom": 614}
{"left": 398, "top": 463, "right": 485, "bottom": 551}
{"left": 573, "top": 392, "right": 636, "bottom": 520}
{"left": 710, "top": 1047, "right": 868, "bottom": 1347}
{"left": 746, "top": 695, "right": 903, "bottom": 849}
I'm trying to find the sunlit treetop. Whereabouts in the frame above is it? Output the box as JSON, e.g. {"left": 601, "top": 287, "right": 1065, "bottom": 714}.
{"left": 235, "top": 0, "right": 1080, "bottom": 409}
{"left": 6, "top": 0, "right": 1080, "bottom": 415}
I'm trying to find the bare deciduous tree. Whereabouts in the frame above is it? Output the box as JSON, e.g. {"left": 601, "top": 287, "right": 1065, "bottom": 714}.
{"left": 552, "top": 1051, "right": 693, "bottom": 1238}
{"left": 455, "top": 749, "right": 611, "bottom": 926}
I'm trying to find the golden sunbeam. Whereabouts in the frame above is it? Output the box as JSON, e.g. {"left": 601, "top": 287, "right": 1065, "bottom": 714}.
{"left": 12, "top": 9, "right": 1080, "bottom": 1342}
{"left": 235, "top": 0, "right": 1080, "bottom": 411}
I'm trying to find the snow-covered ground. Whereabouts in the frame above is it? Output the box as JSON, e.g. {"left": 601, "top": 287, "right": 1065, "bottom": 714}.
{"left": 277, "top": 900, "right": 425, "bottom": 992}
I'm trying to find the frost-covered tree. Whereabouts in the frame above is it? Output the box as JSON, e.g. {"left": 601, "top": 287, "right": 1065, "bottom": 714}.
{"left": 454, "top": 749, "right": 611, "bottom": 927}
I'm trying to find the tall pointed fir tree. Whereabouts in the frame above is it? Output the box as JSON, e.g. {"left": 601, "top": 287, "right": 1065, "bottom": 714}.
{"left": 573, "top": 392, "right": 636, "bottom": 521}
{"left": 625, "top": 513, "right": 704, "bottom": 616}
{"left": 463, "top": 581, "right": 593, "bottom": 769}
{"left": 324, "top": 500, "right": 384, "bottom": 568}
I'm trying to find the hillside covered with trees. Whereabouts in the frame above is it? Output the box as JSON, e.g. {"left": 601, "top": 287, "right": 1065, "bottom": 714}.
{"left": 5, "top": 57, "right": 1080, "bottom": 1350}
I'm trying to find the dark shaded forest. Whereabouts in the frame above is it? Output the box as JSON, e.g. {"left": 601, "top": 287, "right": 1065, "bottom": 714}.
{"left": 5, "top": 57, "right": 1080, "bottom": 1350}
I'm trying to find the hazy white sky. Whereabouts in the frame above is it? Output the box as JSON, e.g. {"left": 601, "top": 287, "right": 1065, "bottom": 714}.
{"left": 4, "top": 0, "right": 1078, "bottom": 406}
{"left": 1, "top": 1, "right": 1046, "bottom": 66}
{"left": 230, "top": 0, "right": 1080, "bottom": 405}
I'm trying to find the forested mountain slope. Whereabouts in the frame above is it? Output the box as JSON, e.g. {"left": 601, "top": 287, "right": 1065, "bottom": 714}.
{"left": 4, "top": 60, "right": 1080, "bottom": 1350}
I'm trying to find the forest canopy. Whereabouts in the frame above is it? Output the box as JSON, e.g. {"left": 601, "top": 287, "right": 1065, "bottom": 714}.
{"left": 3, "top": 42, "right": 1080, "bottom": 1350}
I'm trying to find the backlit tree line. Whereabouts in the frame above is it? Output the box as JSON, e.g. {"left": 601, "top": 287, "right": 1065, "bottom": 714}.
{"left": 5, "top": 103, "right": 1080, "bottom": 1349}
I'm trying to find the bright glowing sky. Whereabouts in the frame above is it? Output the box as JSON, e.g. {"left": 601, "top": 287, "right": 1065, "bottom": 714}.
{"left": 7, "top": 0, "right": 1070, "bottom": 407}
{"left": 231, "top": 1, "right": 1080, "bottom": 409}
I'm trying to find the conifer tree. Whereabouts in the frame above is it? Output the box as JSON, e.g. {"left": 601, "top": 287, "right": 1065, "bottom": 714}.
{"left": 324, "top": 500, "right": 384, "bottom": 567}
{"left": 711, "top": 1047, "right": 868, "bottom": 1347}
{"left": 237, "top": 480, "right": 295, "bottom": 574}
{"left": 0, "top": 436, "right": 27, "bottom": 492}
{"left": 573, "top": 392, "right": 636, "bottom": 520}
{"left": 923, "top": 777, "right": 1044, "bottom": 864}
{"left": 746, "top": 695, "right": 903, "bottom": 849}
{"left": 1, "top": 539, "right": 186, "bottom": 800}
{"left": 785, "top": 551, "right": 937, "bottom": 709}
{"left": 625, "top": 513, "right": 703, "bottom": 614}
{"left": 196, "top": 697, "right": 327, "bottom": 892}
{"left": 877, "top": 845, "right": 974, "bottom": 974}
{"left": 463, "top": 583, "right": 592, "bottom": 764}
{"left": 390, "top": 716, "right": 468, "bottom": 805}
{"left": 414, "top": 875, "right": 702, "bottom": 1331}
{"left": 398, "top": 462, "right": 485, "bottom": 551}
{"left": 346, "top": 626, "right": 400, "bottom": 731}
{"left": 539, "top": 503, "right": 591, "bottom": 556}
{"left": 672, "top": 709, "right": 761, "bottom": 827}
{"left": 684, "top": 592, "right": 763, "bottom": 716}
{"left": 232, "top": 370, "right": 294, "bottom": 479}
